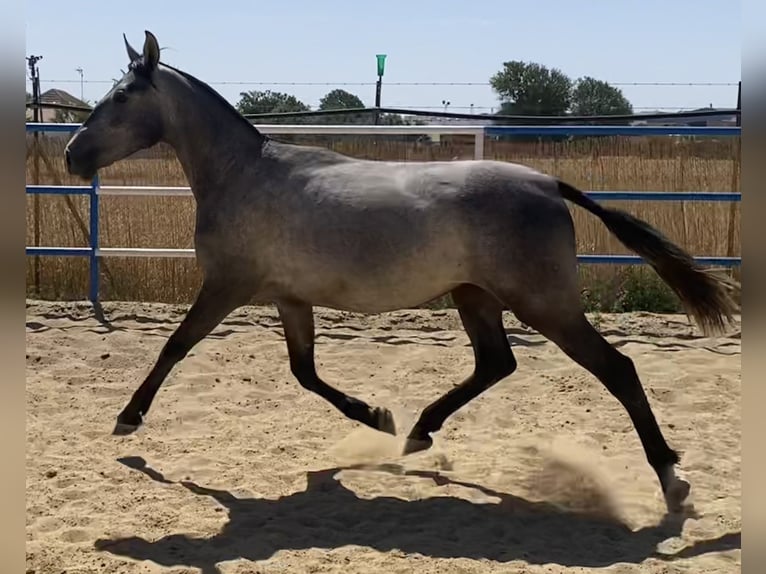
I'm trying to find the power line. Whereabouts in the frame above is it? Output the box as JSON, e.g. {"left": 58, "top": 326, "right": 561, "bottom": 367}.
{"left": 610, "top": 82, "right": 738, "bottom": 87}
{"left": 37, "top": 79, "right": 739, "bottom": 87}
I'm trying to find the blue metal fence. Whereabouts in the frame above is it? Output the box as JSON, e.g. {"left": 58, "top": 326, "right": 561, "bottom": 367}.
{"left": 26, "top": 122, "right": 101, "bottom": 301}
{"left": 26, "top": 122, "right": 741, "bottom": 303}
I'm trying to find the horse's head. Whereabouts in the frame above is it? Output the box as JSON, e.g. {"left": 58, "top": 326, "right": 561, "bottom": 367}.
{"left": 65, "top": 31, "right": 166, "bottom": 180}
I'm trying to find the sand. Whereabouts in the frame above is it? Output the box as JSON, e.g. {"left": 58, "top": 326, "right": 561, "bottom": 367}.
{"left": 25, "top": 299, "right": 741, "bottom": 574}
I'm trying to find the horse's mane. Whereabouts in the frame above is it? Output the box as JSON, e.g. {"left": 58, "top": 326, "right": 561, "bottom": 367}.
{"left": 132, "top": 58, "right": 266, "bottom": 139}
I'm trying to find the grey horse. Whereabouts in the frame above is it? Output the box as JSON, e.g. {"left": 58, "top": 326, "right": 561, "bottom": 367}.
{"left": 65, "top": 31, "right": 739, "bottom": 514}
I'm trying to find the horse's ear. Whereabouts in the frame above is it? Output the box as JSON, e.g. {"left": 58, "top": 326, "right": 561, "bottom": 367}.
{"left": 123, "top": 33, "right": 140, "bottom": 63}
{"left": 142, "top": 30, "right": 161, "bottom": 71}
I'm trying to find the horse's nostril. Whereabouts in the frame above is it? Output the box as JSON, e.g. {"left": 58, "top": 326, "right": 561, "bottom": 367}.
{"left": 65, "top": 148, "right": 72, "bottom": 169}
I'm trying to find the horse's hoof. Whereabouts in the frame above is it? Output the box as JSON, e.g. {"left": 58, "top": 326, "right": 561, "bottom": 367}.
{"left": 403, "top": 435, "right": 433, "bottom": 455}
{"left": 374, "top": 407, "right": 396, "bottom": 435}
{"left": 664, "top": 476, "right": 691, "bottom": 513}
{"left": 112, "top": 412, "right": 143, "bottom": 436}
{"left": 112, "top": 422, "right": 140, "bottom": 436}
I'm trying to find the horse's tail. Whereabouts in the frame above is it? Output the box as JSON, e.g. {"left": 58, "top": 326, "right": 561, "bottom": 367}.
{"left": 555, "top": 179, "right": 740, "bottom": 335}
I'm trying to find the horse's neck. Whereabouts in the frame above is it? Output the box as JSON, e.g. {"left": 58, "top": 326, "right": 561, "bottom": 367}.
{"left": 159, "top": 70, "right": 265, "bottom": 198}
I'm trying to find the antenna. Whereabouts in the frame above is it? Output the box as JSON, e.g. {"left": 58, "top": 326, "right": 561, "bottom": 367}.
{"left": 76, "top": 67, "right": 84, "bottom": 101}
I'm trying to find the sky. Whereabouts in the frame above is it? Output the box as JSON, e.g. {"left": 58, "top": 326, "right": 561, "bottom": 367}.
{"left": 25, "top": 0, "right": 742, "bottom": 115}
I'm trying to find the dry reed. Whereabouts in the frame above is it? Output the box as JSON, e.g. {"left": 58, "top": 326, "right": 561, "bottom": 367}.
{"left": 26, "top": 133, "right": 741, "bottom": 309}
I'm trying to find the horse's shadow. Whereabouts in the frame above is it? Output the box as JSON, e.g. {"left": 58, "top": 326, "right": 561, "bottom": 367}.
{"left": 94, "top": 457, "right": 740, "bottom": 574}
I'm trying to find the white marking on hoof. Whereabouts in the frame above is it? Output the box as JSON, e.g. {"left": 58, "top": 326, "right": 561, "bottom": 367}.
{"left": 661, "top": 467, "right": 692, "bottom": 513}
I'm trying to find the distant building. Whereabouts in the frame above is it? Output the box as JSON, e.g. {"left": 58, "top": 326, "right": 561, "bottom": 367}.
{"left": 404, "top": 114, "right": 495, "bottom": 144}
{"left": 630, "top": 107, "right": 738, "bottom": 127}
{"left": 412, "top": 115, "right": 495, "bottom": 127}
{"left": 26, "top": 88, "right": 91, "bottom": 122}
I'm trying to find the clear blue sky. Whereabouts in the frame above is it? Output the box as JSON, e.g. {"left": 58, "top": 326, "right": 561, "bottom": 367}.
{"left": 25, "top": 0, "right": 741, "bottom": 114}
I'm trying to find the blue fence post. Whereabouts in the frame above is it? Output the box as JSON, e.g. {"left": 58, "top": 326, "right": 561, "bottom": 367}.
{"left": 89, "top": 173, "right": 100, "bottom": 303}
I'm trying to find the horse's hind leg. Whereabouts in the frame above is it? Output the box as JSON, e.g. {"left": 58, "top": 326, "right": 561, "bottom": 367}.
{"left": 506, "top": 292, "right": 690, "bottom": 513}
{"left": 277, "top": 300, "right": 396, "bottom": 435}
{"left": 403, "top": 284, "right": 517, "bottom": 454}
{"left": 113, "top": 279, "right": 250, "bottom": 435}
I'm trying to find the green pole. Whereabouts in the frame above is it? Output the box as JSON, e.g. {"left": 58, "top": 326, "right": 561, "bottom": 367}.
{"left": 374, "top": 54, "right": 386, "bottom": 125}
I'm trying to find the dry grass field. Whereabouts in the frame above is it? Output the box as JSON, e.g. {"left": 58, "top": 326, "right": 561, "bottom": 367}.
{"left": 25, "top": 132, "right": 741, "bottom": 308}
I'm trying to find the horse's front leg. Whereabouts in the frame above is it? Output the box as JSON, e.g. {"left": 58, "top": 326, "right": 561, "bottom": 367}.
{"left": 277, "top": 300, "right": 396, "bottom": 435}
{"left": 113, "top": 279, "right": 250, "bottom": 435}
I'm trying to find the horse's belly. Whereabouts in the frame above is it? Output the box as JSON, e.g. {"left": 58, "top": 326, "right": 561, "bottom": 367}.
{"left": 287, "top": 253, "right": 468, "bottom": 313}
{"left": 323, "top": 280, "right": 458, "bottom": 313}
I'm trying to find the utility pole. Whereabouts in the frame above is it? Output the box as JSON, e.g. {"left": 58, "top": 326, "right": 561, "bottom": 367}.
{"left": 374, "top": 54, "right": 386, "bottom": 125}
{"left": 26, "top": 55, "right": 43, "bottom": 122}
{"left": 26, "top": 54, "right": 43, "bottom": 295}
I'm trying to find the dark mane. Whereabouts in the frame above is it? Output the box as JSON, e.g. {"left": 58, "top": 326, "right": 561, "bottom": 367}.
{"left": 157, "top": 60, "right": 266, "bottom": 139}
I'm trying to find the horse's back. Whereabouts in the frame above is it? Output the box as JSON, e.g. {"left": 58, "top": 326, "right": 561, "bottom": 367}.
{"left": 246, "top": 148, "right": 578, "bottom": 312}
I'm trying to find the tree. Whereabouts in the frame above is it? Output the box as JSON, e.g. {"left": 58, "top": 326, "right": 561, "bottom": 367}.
{"left": 571, "top": 76, "right": 633, "bottom": 116}
{"left": 235, "top": 90, "right": 310, "bottom": 123}
{"left": 316, "top": 88, "right": 424, "bottom": 125}
{"left": 490, "top": 61, "right": 572, "bottom": 117}
{"left": 318, "top": 88, "right": 366, "bottom": 124}
{"left": 318, "top": 89, "right": 364, "bottom": 111}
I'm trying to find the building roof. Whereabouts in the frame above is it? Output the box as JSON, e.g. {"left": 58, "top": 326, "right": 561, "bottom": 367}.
{"left": 39, "top": 88, "right": 91, "bottom": 109}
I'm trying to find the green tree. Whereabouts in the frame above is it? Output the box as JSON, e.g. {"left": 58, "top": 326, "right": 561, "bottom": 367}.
{"left": 571, "top": 76, "right": 633, "bottom": 116}
{"left": 319, "top": 89, "right": 364, "bottom": 111}
{"left": 318, "top": 88, "right": 366, "bottom": 124}
{"left": 490, "top": 61, "right": 572, "bottom": 117}
{"left": 316, "top": 89, "right": 424, "bottom": 125}
{"left": 235, "top": 90, "right": 310, "bottom": 123}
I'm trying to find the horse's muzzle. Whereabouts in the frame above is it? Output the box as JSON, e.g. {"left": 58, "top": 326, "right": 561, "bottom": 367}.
{"left": 64, "top": 146, "right": 95, "bottom": 180}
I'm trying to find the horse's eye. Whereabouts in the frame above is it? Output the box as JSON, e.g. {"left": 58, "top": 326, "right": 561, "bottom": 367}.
{"left": 114, "top": 89, "right": 128, "bottom": 103}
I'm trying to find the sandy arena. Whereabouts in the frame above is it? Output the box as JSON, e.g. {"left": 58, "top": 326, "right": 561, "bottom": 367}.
{"left": 26, "top": 300, "right": 741, "bottom": 574}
